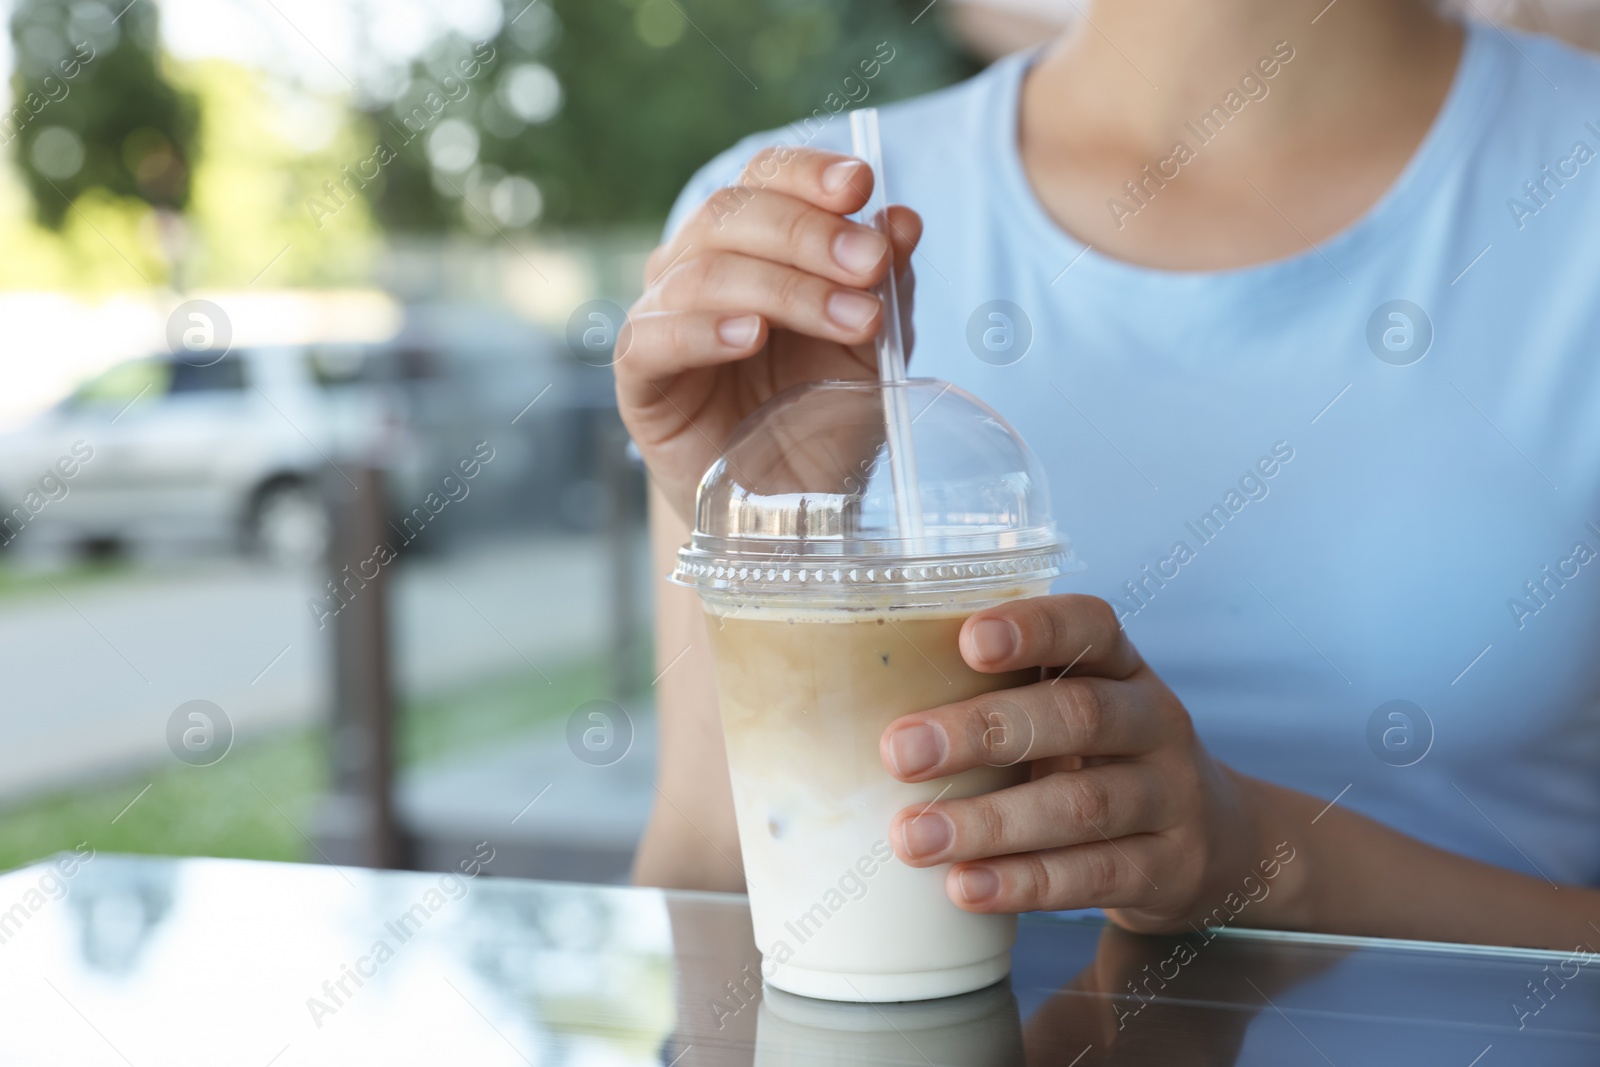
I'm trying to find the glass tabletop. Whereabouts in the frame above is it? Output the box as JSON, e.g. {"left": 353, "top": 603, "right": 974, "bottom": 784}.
{"left": 1, "top": 852, "right": 1596, "bottom": 1065}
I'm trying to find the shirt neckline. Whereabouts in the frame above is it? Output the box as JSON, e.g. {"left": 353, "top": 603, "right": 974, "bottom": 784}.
{"left": 986, "top": 19, "right": 1505, "bottom": 298}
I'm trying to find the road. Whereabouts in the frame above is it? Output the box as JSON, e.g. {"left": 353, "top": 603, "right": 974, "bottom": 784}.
{"left": 0, "top": 536, "right": 643, "bottom": 802}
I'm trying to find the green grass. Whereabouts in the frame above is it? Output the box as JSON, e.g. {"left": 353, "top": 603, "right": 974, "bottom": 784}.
{"left": 0, "top": 558, "right": 135, "bottom": 605}
{"left": 0, "top": 652, "right": 634, "bottom": 873}
{"left": 0, "top": 728, "right": 325, "bottom": 872}
{"left": 399, "top": 650, "right": 637, "bottom": 766}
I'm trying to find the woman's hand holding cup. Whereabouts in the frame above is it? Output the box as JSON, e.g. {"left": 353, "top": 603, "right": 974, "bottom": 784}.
{"left": 881, "top": 594, "right": 1299, "bottom": 934}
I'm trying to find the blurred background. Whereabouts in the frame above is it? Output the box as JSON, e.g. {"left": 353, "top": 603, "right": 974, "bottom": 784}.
{"left": 0, "top": 0, "right": 985, "bottom": 882}
{"left": 1, "top": 0, "right": 1596, "bottom": 883}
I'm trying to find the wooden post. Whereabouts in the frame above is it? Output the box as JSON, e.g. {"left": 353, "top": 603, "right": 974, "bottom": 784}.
{"left": 319, "top": 465, "right": 406, "bottom": 868}
{"left": 606, "top": 416, "right": 644, "bottom": 701}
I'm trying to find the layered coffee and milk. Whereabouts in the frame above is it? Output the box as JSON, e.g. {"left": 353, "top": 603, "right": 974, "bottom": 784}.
{"left": 671, "top": 377, "right": 1077, "bottom": 1002}
{"left": 704, "top": 598, "right": 1039, "bottom": 1001}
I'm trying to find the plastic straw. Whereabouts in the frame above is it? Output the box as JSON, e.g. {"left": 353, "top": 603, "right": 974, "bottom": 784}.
{"left": 849, "top": 108, "right": 924, "bottom": 542}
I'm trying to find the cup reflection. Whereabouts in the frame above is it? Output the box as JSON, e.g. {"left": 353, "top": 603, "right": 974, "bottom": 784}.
{"left": 754, "top": 980, "right": 1024, "bottom": 1066}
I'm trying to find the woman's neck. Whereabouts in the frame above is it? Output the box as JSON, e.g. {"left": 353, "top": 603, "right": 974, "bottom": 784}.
{"left": 1018, "top": 0, "right": 1465, "bottom": 269}
{"left": 1033, "top": 0, "right": 1458, "bottom": 156}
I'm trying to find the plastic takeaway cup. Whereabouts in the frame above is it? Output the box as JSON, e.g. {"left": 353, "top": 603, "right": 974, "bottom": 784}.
{"left": 670, "top": 377, "right": 1079, "bottom": 1002}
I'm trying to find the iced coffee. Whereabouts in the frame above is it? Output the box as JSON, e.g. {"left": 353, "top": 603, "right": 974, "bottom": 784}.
{"left": 705, "top": 597, "right": 1042, "bottom": 1000}
{"left": 672, "top": 378, "right": 1077, "bottom": 1002}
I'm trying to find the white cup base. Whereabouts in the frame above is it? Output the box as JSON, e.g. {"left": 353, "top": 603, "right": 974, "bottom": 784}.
{"left": 763, "top": 951, "right": 1012, "bottom": 1003}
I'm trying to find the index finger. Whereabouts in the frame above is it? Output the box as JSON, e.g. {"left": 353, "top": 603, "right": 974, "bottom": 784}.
{"left": 880, "top": 674, "right": 1167, "bottom": 782}
{"left": 720, "top": 146, "right": 876, "bottom": 223}
{"left": 648, "top": 147, "right": 876, "bottom": 282}
{"left": 959, "top": 594, "right": 1144, "bottom": 680}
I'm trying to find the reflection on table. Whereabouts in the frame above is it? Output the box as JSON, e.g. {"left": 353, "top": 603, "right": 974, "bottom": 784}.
{"left": 0, "top": 854, "right": 1596, "bottom": 1065}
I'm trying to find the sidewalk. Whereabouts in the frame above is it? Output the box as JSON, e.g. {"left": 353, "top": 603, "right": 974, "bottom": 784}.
{"left": 398, "top": 704, "right": 658, "bottom": 883}
{"left": 0, "top": 536, "right": 627, "bottom": 802}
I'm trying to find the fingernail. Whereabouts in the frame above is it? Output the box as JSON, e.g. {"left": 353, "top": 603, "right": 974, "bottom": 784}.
{"left": 888, "top": 723, "right": 946, "bottom": 777}
{"left": 717, "top": 314, "right": 761, "bottom": 348}
{"left": 901, "top": 811, "right": 953, "bottom": 858}
{"left": 832, "top": 229, "right": 887, "bottom": 275}
{"left": 826, "top": 290, "right": 879, "bottom": 331}
{"left": 822, "top": 159, "right": 863, "bottom": 193}
{"left": 958, "top": 867, "right": 1000, "bottom": 904}
{"left": 970, "top": 618, "right": 1019, "bottom": 664}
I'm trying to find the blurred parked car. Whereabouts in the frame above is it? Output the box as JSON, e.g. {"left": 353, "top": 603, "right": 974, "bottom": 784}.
{"left": 0, "top": 303, "right": 617, "bottom": 564}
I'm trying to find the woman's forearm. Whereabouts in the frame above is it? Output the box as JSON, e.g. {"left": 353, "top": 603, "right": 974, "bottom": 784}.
{"left": 1242, "top": 774, "right": 1600, "bottom": 951}
{"left": 632, "top": 485, "right": 745, "bottom": 892}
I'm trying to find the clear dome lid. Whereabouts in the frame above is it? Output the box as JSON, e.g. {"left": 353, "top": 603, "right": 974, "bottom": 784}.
{"left": 671, "top": 378, "right": 1079, "bottom": 596}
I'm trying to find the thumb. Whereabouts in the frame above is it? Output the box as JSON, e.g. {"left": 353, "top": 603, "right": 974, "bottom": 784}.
{"left": 885, "top": 205, "right": 923, "bottom": 279}
{"left": 886, "top": 205, "right": 921, "bottom": 362}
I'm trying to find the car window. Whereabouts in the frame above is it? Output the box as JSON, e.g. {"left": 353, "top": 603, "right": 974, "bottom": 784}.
{"left": 69, "top": 359, "right": 172, "bottom": 407}
{"left": 168, "top": 355, "right": 246, "bottom": 394}
{"left": 393, "top": 346, "right": 442, "bottom": 381}
{"left": 307, "top": 343, "right": 369, "bottom": 387}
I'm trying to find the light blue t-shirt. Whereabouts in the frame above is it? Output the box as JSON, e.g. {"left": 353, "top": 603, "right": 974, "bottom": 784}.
{"left": 666, "top": 20, "right": 1600, "bottom": 886}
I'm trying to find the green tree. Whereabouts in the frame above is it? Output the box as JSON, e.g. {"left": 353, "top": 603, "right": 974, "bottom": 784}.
{"left": 6, "top": 0, "right": 199, "bottom": 229}
{"left": 355, "top": 0, "right": 977, "bottom": 234}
